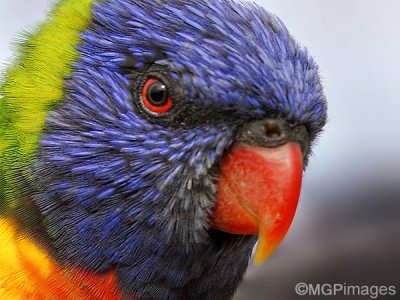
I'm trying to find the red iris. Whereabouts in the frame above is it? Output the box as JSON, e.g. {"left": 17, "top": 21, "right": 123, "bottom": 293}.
{"left": 141, "top": 78, "right": 172, "bottom": 113}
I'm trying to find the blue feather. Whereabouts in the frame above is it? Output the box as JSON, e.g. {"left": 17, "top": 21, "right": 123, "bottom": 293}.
{"left": 29, "top": 0, "right": 327, "bottom": 298}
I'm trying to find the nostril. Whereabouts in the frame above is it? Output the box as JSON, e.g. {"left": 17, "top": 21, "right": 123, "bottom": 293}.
{"left": 236, "top": 119, "right": 290, "bottom": 147}
{"left": 264, "top": 122, "right": 283, "bottom": 139}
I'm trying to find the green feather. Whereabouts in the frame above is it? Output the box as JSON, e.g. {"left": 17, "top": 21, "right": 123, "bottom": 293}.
{"left": 0, "top": 0, "right": 97, "bottom": 211}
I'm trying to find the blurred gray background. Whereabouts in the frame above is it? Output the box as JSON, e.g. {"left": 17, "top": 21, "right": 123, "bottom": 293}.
{"left": 1, "top": 1, "right": 399, "bottom": 299}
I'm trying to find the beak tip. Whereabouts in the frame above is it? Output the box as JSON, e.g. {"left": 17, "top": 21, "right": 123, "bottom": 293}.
{"left": 253, "top": 256, "right": 266, "bottom": 267}
{"left": 252, "top": 237, "right": 275, "bottom": 266}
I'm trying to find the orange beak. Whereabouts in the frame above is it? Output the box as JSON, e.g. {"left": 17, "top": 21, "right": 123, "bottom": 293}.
{"left": 211, "top": 143, "right": 303, "bottom": 265}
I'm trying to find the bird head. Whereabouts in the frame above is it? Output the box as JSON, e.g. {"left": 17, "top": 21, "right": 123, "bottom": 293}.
{"left": 29, "top": 0, "right": 327, "bottom": 270}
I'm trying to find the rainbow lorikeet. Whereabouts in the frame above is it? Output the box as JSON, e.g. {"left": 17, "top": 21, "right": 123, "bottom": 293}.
{"left": 0, "top": 0, "right": 327, "bottom": 299}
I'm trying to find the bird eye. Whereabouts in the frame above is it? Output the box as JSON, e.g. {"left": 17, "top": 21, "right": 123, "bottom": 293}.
{"left": 141, "top": 78, "right": 172, "bottom": 113}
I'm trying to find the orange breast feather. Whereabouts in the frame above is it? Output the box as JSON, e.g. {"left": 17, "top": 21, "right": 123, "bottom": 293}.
{"left": 0, "top": 218, "right": 124, "bottom": 300}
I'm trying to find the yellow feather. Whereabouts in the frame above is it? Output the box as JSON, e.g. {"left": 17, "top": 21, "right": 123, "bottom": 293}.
{"left": 0, "top": 217, "right": 122, "bottom": 299}
{"left": 0, "top": 218, "right": 51, "bottom": 298}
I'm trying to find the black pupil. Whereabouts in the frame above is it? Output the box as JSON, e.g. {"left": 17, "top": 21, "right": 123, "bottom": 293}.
{"left": 146, "top": 81, "right": 168, "bottom": 106}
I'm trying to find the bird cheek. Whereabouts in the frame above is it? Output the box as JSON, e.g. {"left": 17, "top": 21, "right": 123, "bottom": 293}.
{"left": 210, "top": 143, "right": 303, "bottom": 265}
